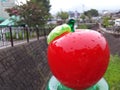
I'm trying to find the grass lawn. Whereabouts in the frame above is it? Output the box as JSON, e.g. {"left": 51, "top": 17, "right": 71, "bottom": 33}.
{"left": 104, "top": 55, "right": 120, "bottom": 90}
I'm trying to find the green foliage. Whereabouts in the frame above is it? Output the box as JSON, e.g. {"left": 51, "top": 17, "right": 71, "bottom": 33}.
{"left": 56, "top": 11, "right": 69, "bottom": 22}
{"left": 18, "top": 32, "right": 24, "bottom": 39}
{"left": 104, "top": 55, "right": 120, "bottom": 90}
{"left": 77, "top": 24, "right": 88, "bottom": 29}
{"left": 80, "top": 14, "right": 86, "bottom": 23}
{"left": 84, "top": 9, "right": 99, "bottom": 22}
{"left": 5, "top": 0, "right": 51, "bottom": 27}
{"left": 102, "top": 17, "right": 110, "bottom": 27}
{"left": 5, "top": 7, "right": 19, "bottom": 16}
{"left": 31, "top": 0, "right": 51, "bottom": 12}
{"left": 5, "top": 32, "right": 10, "bottom": 40}
{"left": 77, "top": 24, "right": 93, "bottom": 29}
{"left": 84, "top": 9, "right": 99, "bottom": 17}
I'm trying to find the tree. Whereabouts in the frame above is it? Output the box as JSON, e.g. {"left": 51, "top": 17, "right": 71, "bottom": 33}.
{"left": 56, "top": 11, "right": 69, "bottom": 23}
{"left": 5, "top": 0, "right": 51, "bottom": 27}
{"left": 31, "top": 0, "right": 51, "bottom": 12}
{"left": 102, "top": 16, "right": 110, "bottom": 27}
{"left": 80, "top": 14, "right": 86, "bottom": 23}
{"left": 84, "top": 9, "right": 99, "bottom": 17}
{"left": 84, "top": 9, "right": 99, "bottom": 22}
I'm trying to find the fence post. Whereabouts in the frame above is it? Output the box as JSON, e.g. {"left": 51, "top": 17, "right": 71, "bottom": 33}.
{"left": 9, "top": 26, "right": 14, "bottom": 47}
{"left": 25, "top": 25, "right": 29, "bottom": 43}
{"left": 43, "top": 27, "right": 48, "bottom": 45}
{"left": 44, "top": 27, "right": 46, "bottom": 37}
{"left": 36, "top": 25, "right": 39, "bottom": 40}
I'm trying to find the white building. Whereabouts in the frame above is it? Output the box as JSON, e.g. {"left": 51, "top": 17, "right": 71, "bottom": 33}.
{"left": 114, "top": 19, "right": 120, "bottom": 26}
{"left": 0, "top": 0, "right": 16, "bottom": 19}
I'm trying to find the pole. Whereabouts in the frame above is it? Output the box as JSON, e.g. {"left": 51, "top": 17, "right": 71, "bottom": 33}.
{"left": 36, "top": 25, "right": 39, "bottom": 40}
{"left": 25, "top": 25, "right": 29, "bottom": 43}
{"left": 9, "top": 26, "right": 14, "bottom": 47}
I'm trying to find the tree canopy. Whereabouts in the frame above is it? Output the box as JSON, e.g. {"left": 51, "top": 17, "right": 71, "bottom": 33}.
{"left": 56, "top": 11, "right": 69, "bottom": 23}
{"left": 5, "top": 0, "right": 51, "bottom": 27}
{"left": 84, "top": 9, "right": 99, "bottom": 17}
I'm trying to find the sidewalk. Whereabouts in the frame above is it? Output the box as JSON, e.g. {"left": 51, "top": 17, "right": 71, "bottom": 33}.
{"left": 100, "top": 27, "right": 120, "bottom": 35}
{"left": 0, "top": 36, "right": 47, "bottom": 50}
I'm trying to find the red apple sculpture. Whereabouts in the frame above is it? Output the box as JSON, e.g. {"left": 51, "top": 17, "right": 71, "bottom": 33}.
{"left": 47, "top": 30, "right": 110, "bottom": 90}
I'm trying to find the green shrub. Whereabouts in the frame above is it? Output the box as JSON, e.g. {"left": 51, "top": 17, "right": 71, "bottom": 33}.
{"left": 5, "top": 32, "right": 10, "bottom": 40}
{"left": 102, "top": 17, "right": 110, "bottom": 28}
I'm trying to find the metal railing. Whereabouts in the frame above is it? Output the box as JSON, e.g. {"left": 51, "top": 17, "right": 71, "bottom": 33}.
{"left": 0, "top": 25, "right": 53, "bottom": 47}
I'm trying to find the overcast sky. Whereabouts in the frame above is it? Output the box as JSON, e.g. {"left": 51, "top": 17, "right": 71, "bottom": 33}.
{"left": 50, "top": 0, "right": 120, "bottom": 14}
{"left": 19, "top": 0, "right": 120, "bottom": 14}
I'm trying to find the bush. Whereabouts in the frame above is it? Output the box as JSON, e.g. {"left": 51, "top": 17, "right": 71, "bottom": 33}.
{"left": 102, "top": 17, "right": 110, "bottom": 28}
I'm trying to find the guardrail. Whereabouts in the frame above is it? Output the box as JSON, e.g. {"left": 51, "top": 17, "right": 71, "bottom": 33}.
{"left": 0, "top": 25, "right": 53, "bottom": 47}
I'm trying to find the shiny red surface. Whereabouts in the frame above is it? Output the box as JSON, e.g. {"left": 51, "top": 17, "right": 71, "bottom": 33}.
{"left": 47, "top": 30, "right": 110, "bottom": 89}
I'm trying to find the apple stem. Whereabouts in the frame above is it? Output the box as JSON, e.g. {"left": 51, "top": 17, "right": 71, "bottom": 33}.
{"left": 67, "top": 19, "right": 75, "bottom": 32}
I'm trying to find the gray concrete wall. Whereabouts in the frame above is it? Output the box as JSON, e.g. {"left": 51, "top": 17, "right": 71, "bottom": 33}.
{"left": 103, "top": 33, "right": 120, "bottom": 56}
{"left": 0, "top": 39, "right": 51, "bottom": 90}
